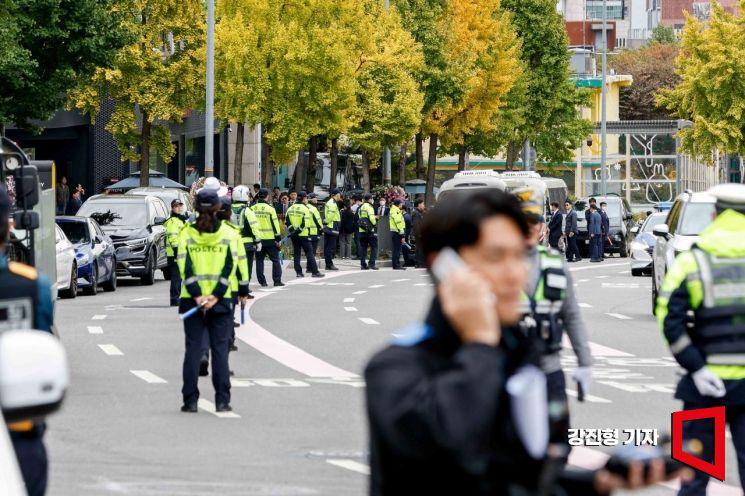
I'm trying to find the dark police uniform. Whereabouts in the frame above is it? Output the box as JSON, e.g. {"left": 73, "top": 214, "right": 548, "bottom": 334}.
{"left": 251, "top": 194, "right": 284, "bottom": 287}
{"left": 1, "top": 252, "right": 54, "bottom": 496}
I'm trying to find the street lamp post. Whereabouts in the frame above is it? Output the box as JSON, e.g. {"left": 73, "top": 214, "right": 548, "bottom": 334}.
{"left": 600, "top": 0, "right": 608, "bottom": 196}
{"left": 205, "top": 0, "right": 215, "bottom": 176}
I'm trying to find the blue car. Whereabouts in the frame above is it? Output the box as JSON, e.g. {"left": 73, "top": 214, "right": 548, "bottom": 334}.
{"left": 55, "top": 216, "right": 117, "bottom": 295}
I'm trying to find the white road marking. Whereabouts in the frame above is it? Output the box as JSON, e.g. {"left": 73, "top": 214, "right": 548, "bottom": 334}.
{"left": 359, "top": 318, "right": 380, "bottom": 325}
{"left": 87, "top": 326, "right": 104, "bottom": 334}
{"left": 130, "top": 297, "right": 152, "bottom": 302}
{"left": 597, "top": 381, "right": 676, "bottom": 393}
{"left": 368, "top": 284, "right": 384, "bottom": 288}
{"left": 344, "top": 307, "right": 358, "bottom": 312}
{"left": 92, "top": 314, "right": 107, "bottom": 320}
{"left": 343, "top": 298, "right": 355, "bottom": 303}
{"left": 606, "top": 312, "right": 633, "bottom": 320}
{"left": 578, "top": 303, "right": 593, "bottom": 309}
{"left": 618, "top": 270, "right": 628, "bottom": 274}
{"left": 414, "top": 283, "right": 433, "bottom": 287}
{"left": 569, "top": 262, "right": 627, "bottom": 272}
{"left": 601, "top": 283, "right": 640, "bottom": 289}
{"left": 98, "top": 344, "right": 123, "bottom": 356}
{"left": 392, "top": 278, "right": 410, "bottom": 282}
{"left": 197, "top": 399, "right": 241, "bottom": 419}
{"left": 352, "top": 291, "right": 367, "bottom": 295}
{"left": 565, "top": 388, "right": 612, "bottom": 403}
{"left": 130, "top": 370, "right": 167, "bottom": 384}
{"left": 595, "top": 275, "right": 609, "bottom": 279}
{"left": 562, "top": 336, "right": 633, "bottom": 357}
{"left": 578, "top": 279, "right": 590, "bottom": 283}
{"left": 326, "top": 459, "right": 371, "bottom": 475}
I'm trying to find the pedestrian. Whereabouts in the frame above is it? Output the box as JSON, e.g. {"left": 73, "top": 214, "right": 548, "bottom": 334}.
{"left": 323, "top": 188, "right": 342, "bottom": 270}
{"left": 177, "top": 189, "right": 247, "bottom": 413}
{"left": 339, "top": 200, "right": 356, "bottom": 260}
{"left": 251, "top": 188, "right": 284, "bottom": 287}
{"left": 232, "top": 185, "right": 260, "bottom": 298}
{"left": 547, "top": 201, "right": 563, "bottom": 250}
{"left": 389, "top": 198, "right": 408, "bottom": 271}
{"left": 585, "top": 197, "right": 597, "bottom": 226}
{"left": 0, "top": 186, "right": 55, "bottom": 496}
{"left": 365, "top": 190, "right": 682, "bottom": 495}
{"left": 306, "top": 193, "right": 324, "bottom": 270}
{"left": 517, "top": 189, "right": 592, "bottom": 452}
{"left": 657, "top": 183, "right": 745, "bottom": 496}
{"left": 411, "top": 198, "right": 425, "bottom": 268}
{"left": 564, "top": 200, "right": 582, "bottom": 262}
{"left": 403, "top": 206, "right": 413, "bottom": 266}
{"left": 377, "top": 197, "right": 388, "bottom": 218}
{"left": 55, "top": 175, "right": 69, "bottom": 215}
{"left": 163, "top": 199, "right": 187, "bottom": 306}
{"left": 357, "top": 193, "right": 378, "bottom": 270}
{"left": 289, "top": 191, "right": 298, "bottom": 205}
{"left": 65, "top": 190, "right": 82, "bottom": 215}
{"left": 599, "top": 201, "right": 610, "bottom": 260}
{"left": 588, "top": 204, "right": 603, "bottom": 262}
{"left": 285, "top": 191, "right": 324, "bottom": 278}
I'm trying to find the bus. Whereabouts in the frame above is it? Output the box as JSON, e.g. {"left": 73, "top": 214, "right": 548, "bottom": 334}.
{"left": 437, "top": 171, "right": 507, "bottom": 202}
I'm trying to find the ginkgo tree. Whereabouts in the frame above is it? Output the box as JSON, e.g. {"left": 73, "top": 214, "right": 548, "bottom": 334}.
{"left": 72, "top": 0, "right": 206, "bottom": 187}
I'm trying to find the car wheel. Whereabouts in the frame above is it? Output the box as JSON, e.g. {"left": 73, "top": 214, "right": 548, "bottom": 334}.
{"left": 83, "top": 265, "right": 98, "bottom": 296}
{"left": 619, "top": 241, "right": 629, "bottom": 258}
{"left": 102, "top": 261, "right": 117, "bottom": 292}
{"left": 60, "top": 263, "right": 78, "bottom": 299}
{"left": 141, "top": 251, "right": 155, "bottom": 286}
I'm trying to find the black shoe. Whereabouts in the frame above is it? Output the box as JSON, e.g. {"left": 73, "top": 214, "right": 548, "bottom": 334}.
{"left": 260, "top": 282, "right": 268, "bottom": 287}
{"left": 246, "top": 293, "right": 255, "bottom": 299}
{"left": 199, "top": 361, "right": 209, "bottom": 376}
{"left": 296, "top": 273, "right": 305, "bottom": 278}
{"left": 393, "top": 267, "right": 406, "bottom": 270}
{"left": 326, "top": 265, "right": 339, "bottom": 271}
{"left": 229, "top": 342, "right": 238, "bottom": 351}
{"left": 216, "top": 403, "right": 232, "bottom": 412}
{"left": 312, "top": 272, "right": 325, "bottom": 278}
{"left": 361, "top": 265, "right": 369, "bottom": 270}
{"left": 233, "top": 321, "right": 240, "bottom": 328}
{"left": 370, "top": 266, "right": 379, "bottom": 271}
{"left": 181, "top": 403, "right": 198, "bottom": 413}
{"left": 229, "top": 370, "right": 234, "bottom": 377}
{"left": 274, "top": 282, "right": 285, "bottom": 287}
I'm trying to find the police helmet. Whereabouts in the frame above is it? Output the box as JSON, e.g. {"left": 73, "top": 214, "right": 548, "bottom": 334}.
{"left": 514, "top": 188, "right": 545, "bottom": 224}
{"left": 708, "top": 183, "right": 745, "bottom": 214}
{"left": 196, "top": 189, "right": 220, "bottom": 208}
{"left": 233, "top": 185, "right": 251, "bottom": 202}
{"left": 203, "top": 177, "right": 221, "bottom": 190}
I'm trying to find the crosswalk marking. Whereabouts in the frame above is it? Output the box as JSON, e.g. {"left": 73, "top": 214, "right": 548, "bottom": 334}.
{"left": 130, "top": 370, "right": 167, "bottom": 384}
{"left": 87, "top": 326, "right": 104, "bottom": 334}
{"left": 562, "top": 336, "right": 633, "bottom": 357}
{"left": 392, "top": 278, "right": 410, "bottom": 282}
{"left": 344, "top": 307, "right": 358, "bottom": 312}
{"left": 326, "top": 459, "right": 371, "bottom": 475}
{"left": 606, "top": 312, "right": 632, "bottom": 320}
{"left": 92, "top": 314, "right": 107, "bottom": 320}
{"left": 565, "top": 388, "right": 612, "bottom": 403}
{"left": 98, "top": 344, "right": 123, "bottom": 356}
{"left": 368, "top": 284, "right": 384, "bottom": 288}
{"left": 197, "top": 399, "right": 241, "bottom": 419}
{"left": 343, "top": 298, "right": 355, "bottom": 303}
{"left": 578, "top": 303, "right": 592, "bottom": 309}
{"left": 353, "top": 291, "right": 367, "bottom": 295}
{"left": 359, "top": 318, "right": 380, "bottom": 325}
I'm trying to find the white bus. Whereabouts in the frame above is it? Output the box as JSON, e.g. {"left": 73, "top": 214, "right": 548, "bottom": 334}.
{"left": 437, "top": 171, "right": 507, "bottom": 202}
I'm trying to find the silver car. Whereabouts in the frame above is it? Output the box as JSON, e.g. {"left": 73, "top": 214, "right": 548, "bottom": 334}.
{"left": 629, "top": 212, "right": 668, "bottom": 276}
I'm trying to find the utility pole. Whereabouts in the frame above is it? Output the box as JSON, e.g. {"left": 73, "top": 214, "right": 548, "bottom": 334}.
{"left": 382, "top": 0, "right": 391, "bottom": 185}
{"left": 600, "top": 0, "right": 608, "bottom": 196}
{"left": 205, "top": 0, "right": 215, "bottom": 176}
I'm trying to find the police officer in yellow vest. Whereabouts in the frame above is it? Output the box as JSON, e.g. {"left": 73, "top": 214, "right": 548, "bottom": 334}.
{"left": 517, "top": 189, "right": 592, "bottom": 451}
{"left": 0, "top": 187, "right": 55, "bottom": 496}
{"left": 164, "top": 199, "right": 187, "bottom": 306}
{"left": 251, "top": 188, "right": 284, "bottom": 287}
{"left": 358, "top": 193, "right": 379, "bottom": 270}
{"left": 286, "top": 191, "right": 324, "bottom": 278}
{"left": 177, "top": 189, "right": 247, "bottom": 413}
{"left": 306, "top": 193, "right": 324, "bottom": 272}
{"left": 232, "top": 185, "right": 260, "bottom": 296}
{"left": 323, "top": 188, "right": 342, "bottom": 271}
{"left": 389, "top": 198, "right": 409, "bottom": 270}
{"left": 657, "top": 183, "right": 745, "bottom": 496}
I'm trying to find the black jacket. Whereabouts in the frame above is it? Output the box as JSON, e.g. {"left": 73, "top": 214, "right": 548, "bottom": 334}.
{"left": 340, "top": 208, "right": 357, "bottom": 234}
{"left": 365, "top": 299, "right": 599, "bottom": 496}
{"left": 548, "top": 211, "right": 563, "bottom": 241}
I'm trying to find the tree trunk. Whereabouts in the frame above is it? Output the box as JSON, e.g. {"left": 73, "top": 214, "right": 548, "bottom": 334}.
{"left": 293, "top": 148, "right": 305, "bottom": 192}
{"left": 233, "top": 122, "right": 244, "bottom": 186}
{"left": 361, "top": 150, "right": 371, "bottom": 193}
{"left": 305, "top": 135, "right": 319, "bottom": 193}
{"left": 329, "top": 137, "right": 339, "bottom": 190}
{"left": 505, "top": 141, "right": 518, "bottom": 171}
{"left": 140, "top": 112, "right": 151, "bottom": 187}
{"left": 457, "top": 145, "right": 467, "bottom": 171}
{"left": 425, "top": 133, "right": 438, "bottom": 207}
{"left": 415, "top": 133, "right": 424, "bottom": 179}
{"left": 398, "top": 142, "right": 408, "bottom": 186}
{"left": 261, "top": 128, "right": 273, "bottom": 187}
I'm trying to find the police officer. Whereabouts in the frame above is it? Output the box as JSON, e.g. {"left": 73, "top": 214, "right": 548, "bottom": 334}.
{"left": 232, "top": 185, "right": 260, "bottom": 297}
{"left": 358, "top": 193, "right": 378, "bottom": 270}
{"left": 164, "top": 199, "right": 187, "bottom": 306}
{"left": 516, "top": 189, "right": 592, "bottom": 452}
{"left": 323, "top": 188, "right": 342, "bottom": 271}
{"left": 306, "top": 193, "right": 324, "bottom": 272}
{"left": 251, "top": 188, "right": 284, "bottom": 287}
{"left": 286, "top": 191, "right": 324, "bottom": 278}
{"left": 217, "top": 197, "right": 250, "bottom": 351}
{"left": 177, "top": 189, "right": 247, "bottom": 413}
{"left": 657, "top": 183, "right": 745, "bottom": 495}
{"left": 231, "top": 184, "right": 250, "bottom": 218}
{"left": 0, "top": 187, "right": 55, "bottom": 496}
{"left": 389, "top": 198, "right": 408, "bottom": 271}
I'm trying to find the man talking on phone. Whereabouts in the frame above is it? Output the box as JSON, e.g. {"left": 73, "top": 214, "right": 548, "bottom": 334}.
{"left": 364, "top": 190, "right": 687, "bottom": 496}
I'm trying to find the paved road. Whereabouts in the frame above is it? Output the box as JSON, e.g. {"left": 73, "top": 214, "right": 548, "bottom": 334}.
{"left": 46, "top": 258, "right": 743, "bottom": 495}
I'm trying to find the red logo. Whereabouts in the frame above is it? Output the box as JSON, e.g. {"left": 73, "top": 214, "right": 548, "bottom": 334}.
{"left": 671, "top": 406, "right": 726, "bottom": 480}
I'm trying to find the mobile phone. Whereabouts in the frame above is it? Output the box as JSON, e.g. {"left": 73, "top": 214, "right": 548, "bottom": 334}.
{"left": 604, "top": 443, "right": 683, "bottom": 479}
{"left": 430, "top": 247, "right": 467, "bottom": 284}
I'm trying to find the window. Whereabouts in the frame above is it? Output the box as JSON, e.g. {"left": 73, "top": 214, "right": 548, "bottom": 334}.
{"left": 586, "top": 0, "right": 624, "bottom": 19}
{"left": 58, "top": 222, "right": 90, "bottom": 244}
{"left": 679, "top": 203, "right": 716, "bottom": 236}
{"left": 666, "top": 200, "right": 682, "bottom": 235}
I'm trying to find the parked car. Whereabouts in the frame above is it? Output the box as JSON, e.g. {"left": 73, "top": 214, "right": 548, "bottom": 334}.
{"left": 575, "top": 196, "right": 635, "bottom": 257}
{"left": 125, "top": 187, "right": 193, "bottom": 215}
{"left": 54, "top": 224, "right": 77, "bottom": 298}
{"left": 651, "top": 190, "right": 717, "bottom": 314}
{"left": 629, "top": 212, "right": 667, "bottom": 277}
{"left": 76, "top": 195, "right": 169, "bottom": 285}
{"left": 56, "top": 216, "right": 117, "bottom": 295}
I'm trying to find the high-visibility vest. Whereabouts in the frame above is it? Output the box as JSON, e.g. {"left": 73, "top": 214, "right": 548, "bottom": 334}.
{"left": 238, "top": 206, "right": 260, "bottom": 244}
{"left": 307, "top": 203, "right": 323, "bottom": 236}
{"left": 163, "top": 214, "right": 186, "bottom": 257}
{"left": 251, "top": 202, "right": 281, "bottom": 241}
{"left": 389, "top": 205, "right": 406, "bottom": 234}
{"left": 177, "top": 222, "right": 240, "bottom": 299}
{"left": 324, "top": 198, "right": 340, "bottom": 228}
{"left": 357, "top": 202, "right": 377, "bottom": 233}
{"left": 222, "top": 221, "right": 250, "bottom": 293}
{"left": 286, "top": 203, "right": 311, "bottom": 237}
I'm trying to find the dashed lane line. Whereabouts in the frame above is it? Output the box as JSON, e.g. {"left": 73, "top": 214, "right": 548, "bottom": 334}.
{"left": 98, "top": 344, "right": 123, "bottom": 356}
{"left": 130, "top": 370, "right": 167, "bottom": 384}
{"left": 565, "top": 389, "right": 612, "bottom": 403}
{"left": 92, "top": 314, "right": 107, "bottom": 320}
{"left": 352, "top": 291, "right": 367, "bottom": 295}
{"left": 87, "top": 326, "right": 104, "bottom": 334}
{"left": 197, "top": 399, "right": 241, "bottom": 419}
{"left": 392, "top": 278, "right": 410, "bottom": 282}
{"left": 577, "top": 303, "right": 593, "bottom": 309}
{"left": 368, "top": 284, "right": 384, "bottom": 288}
{"left": 130, "top": 297, "right": 152, "bottom": 302}
{"left": 595, "top": 275, "right": 609, "bottom": 279}
{"left": 606, "top": 313, "right": 633, "bottom": 320}
{"left": 359, "top": 318, "right": 380, "bottom": 325}
{"left": 326, "top": 459, "right": 371, "bottom": 475}
{"left": 343, "top": 298, "right": 355, "bottom": 303}
{"left": 344, "top": 307, "right": 358, "bottom": 312}
{"left": 578, "top": 279, "right": 590, "bottom": 283}
{"left": 414, "top": 283, "right": 433, "bottom": 287}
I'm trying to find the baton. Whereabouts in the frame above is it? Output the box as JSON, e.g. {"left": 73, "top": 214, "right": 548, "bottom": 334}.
{"left": 240, "top": 301, "right": 246, "bottom": 325}
{"left": 180, "top": 301, "right": 207, "bottom": 320}
{"left": 577, "top": 380, "right": 585, "bottom": 402}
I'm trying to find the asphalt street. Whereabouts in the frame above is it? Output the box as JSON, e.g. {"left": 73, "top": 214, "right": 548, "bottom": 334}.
{"left": 46, "top": 256, "right": 743, "bottom": 495}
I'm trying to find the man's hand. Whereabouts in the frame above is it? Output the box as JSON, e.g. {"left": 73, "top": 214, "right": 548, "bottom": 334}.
{"left": 239, "top": 296, "right": 248, "bottom": 305}
{"left": 593, "top": 460, "right": 693, "bottom": 495}
{"left": 438, "top": 269, "right": 499, "bottom": 347}
{"left": 568, "top": 232, "right": 575, "bottom": 237}
{"left": 203, "top": 295, "right": 219, "bottom": 311}
{"left": 194, "top": 296, "right": 207, "bottom": 307}
{"left": 572, "top": 367, "right": 592, "bottom": 395}
{"left": 692, "top": 367, "right": 727, "bottom": 397}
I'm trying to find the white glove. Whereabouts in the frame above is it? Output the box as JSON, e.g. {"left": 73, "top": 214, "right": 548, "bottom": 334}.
{"left": 572, "top": 366, "right": 593, "bottom": 396}
{"left": 692, "top": 367, "right": 726, "bottom": 398}
{"left": 255, "top": 242, "right": 262, "bottom": 252}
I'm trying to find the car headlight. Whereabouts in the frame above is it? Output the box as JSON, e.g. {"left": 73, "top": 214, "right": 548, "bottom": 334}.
{"left": 76, "top": 253, "right": 90, "bottom": 265}
{"left": 125, "top": 238, "right": 148, "bottom": 248}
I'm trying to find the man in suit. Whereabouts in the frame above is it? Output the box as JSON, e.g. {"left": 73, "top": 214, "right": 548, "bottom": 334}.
{"left": 564, "top": 201, "right": 581, "bottom": 262}
{"left": 377, "top": 198, "right": 388, "bottom": 218}
{"left": 547, "top": 202, "right": 563, "bottom": 250}
{"left": 588, "top": 204, "right": 603, "bottom": 262}
{"left": 599, "top": 201, "right": 610, "bottom": 260}
{"left": 584, "top": 197, "right": 597, "bottom": 226}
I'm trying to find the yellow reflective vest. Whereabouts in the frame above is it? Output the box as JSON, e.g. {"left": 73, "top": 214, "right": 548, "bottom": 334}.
{"left": 251, "top": 201, "right": 281, "bottom": 241}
